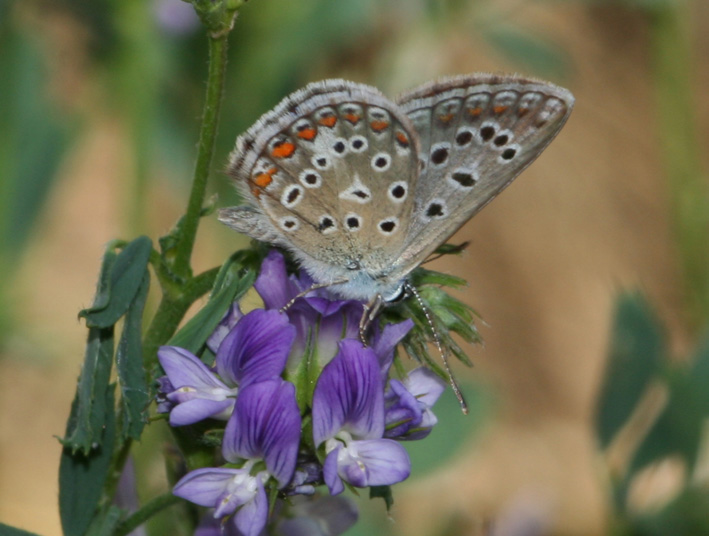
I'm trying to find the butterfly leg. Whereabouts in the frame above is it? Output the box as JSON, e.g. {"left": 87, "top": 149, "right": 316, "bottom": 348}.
{"left": 359, "top": 294, "right": 384, "bottom": 345}
{"left": 279, "top": 279, "right": 349, "bottom": 313}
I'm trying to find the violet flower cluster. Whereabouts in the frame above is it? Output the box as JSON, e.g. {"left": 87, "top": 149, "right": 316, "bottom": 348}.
{"left": 157, "top": 250, "right": 446, "bottom": 536}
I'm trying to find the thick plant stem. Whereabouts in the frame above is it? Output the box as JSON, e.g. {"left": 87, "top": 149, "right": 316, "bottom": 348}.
{"left": 171, "top": 35, "right": 229, "bottom": 279}
{"left": 650, "top": 3, "right": 709, "bottom": 329}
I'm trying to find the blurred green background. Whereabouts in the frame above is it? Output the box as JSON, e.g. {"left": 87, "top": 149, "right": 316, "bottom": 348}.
{"left": 1, "top": 0, "right": 708, "bottom": 534}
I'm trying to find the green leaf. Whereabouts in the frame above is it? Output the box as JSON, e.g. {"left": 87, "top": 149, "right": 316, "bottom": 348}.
{"left": 80, "top": 236, "right": 152, "bottom": 328}
{"left": 166, "top": 250, "right": 258, "bottom": 354}
{"left": 59, "top": 387, "right": 117, "bottom": 536}
{"left": 482, "top": 23, "right": 570, "bottom": 80}
{"left": 630, "top": 334, "right": 709, "bottom": 474}
{"left": 596, "top": 292, "right": 665, "bottom": 448}
{"left": 0, "top": 523, "right": 42, "bottom": 536}
{"left": 116, "top": 271, "right": 150, "bottom": 441}
{"left": 369, "top": 486, "right": 393, "bottom": 511}
{"left": 61, "top": 326, "right": 115, "bottom": 454}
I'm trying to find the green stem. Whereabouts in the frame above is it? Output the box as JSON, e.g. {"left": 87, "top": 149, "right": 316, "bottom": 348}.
{"left": 171, "top": 35, "right": 229, "bottom": 279}
{"left": 650, "top": 3, "right": 709, "bottom": 329}
{"left": 142, "top": 266, "right": 220, "bottom": 369}
{"left": 114, "top": 492, "right": 181, "bottom": 536}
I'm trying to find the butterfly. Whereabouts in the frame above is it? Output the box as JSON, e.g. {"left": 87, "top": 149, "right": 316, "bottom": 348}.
{"left": 220, "top": 74, "right": 573, "bottom": 305}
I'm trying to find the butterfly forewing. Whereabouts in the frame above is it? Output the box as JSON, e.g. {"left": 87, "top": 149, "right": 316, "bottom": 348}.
{"left": 222, "top": 80, "right": 421, "bottom": 279}
{"left": 393, "top": 74, "right": 574, "bottom": 270}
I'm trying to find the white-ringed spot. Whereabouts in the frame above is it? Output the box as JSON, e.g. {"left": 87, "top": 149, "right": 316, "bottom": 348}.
{"left": 447, "top": 168, "right": 478, "bottom": 189}
{"left": 499, "top": 144, "right": 520, "bottom": 163}
{"left": 378, "top": 217, "right": 399, "bottom": 235}
{"left": 317, "top": 214, "right": 337, "bottom": 234}
{"left": 371, "top": 152, "right": 392, "bottom": 172}
{"left": 281, "top": 184, "right": 304, "bottom": 208}
{"left": 344, "top": 213, "right": 363, "bottom": 232}
{"left": 339, "top": 174, "right": 372, "bottom": 204}
{"left": 424, "top": 199, "right": 447, "bottom": 220}
{"left": 299, "top": 169, "right": 322, "bottom": 188}
{"left": 330, "top": 138, "right": 348, "bottom": 156}
{"left": 279, "top": 216, "right": 299, "bottom": 232}
{"left": 349, "top": 135, "right": 368, "bottom": 153}
{"left": 430, "top": 142, "right": 451, "bottom": 166}
{"left": 388, "top": 181, "right": 408, "bottom": 203}
{"left": 312, "top": 154, "right": 332, "bottom": 170}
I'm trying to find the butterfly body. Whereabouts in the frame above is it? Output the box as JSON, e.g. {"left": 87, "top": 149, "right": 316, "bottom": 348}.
{"left": 220, "top": 75, "right": 574, "bottom": 301}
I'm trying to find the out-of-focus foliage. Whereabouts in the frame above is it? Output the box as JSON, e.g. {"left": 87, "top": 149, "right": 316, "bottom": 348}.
{"left": 596, "top": 292, "right": 709, "bottom": 535}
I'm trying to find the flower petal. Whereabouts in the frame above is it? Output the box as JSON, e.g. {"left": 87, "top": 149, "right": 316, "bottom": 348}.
{"left": 233, "top": 476, "right": 268, "bottom": 536}
{"left": 337, "top": 439, "right": 410, "bottom": 488}
{"left": 215, "top": 309, "right": 295, "bottom": 387}
{"left": 222, "top": 380, "right": 301, "bottom": 487}
{"left": 384, "top": 379, "right": 422, "bottom": 439}
{"left": 254, "top": 250, "right": 301, "bottom": 310}
{"left": 323, "top": 445, "right": 345, "bottom": 496}
{"left": 158, "top": 346, "right": 229, "bottom": 390}
{"left": 169, "top": 398, "right": 234, "bottom": 426}
{"left": 206, "top": 302, "right": 243, "bottom": 354}
{"left": 371, "top": 319, "right": 414, "bottom": 376}
{"left": 405, "top": 367, "right": 446, "bottom": 407}
{"left": 173, "top": 468, "right": 244, "bottom": 508}
{"left": 312, "top": 340, "right": 384, "bottom": 446}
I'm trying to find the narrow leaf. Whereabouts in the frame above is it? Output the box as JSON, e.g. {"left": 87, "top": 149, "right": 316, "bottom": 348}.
{"left": 167, "top": 251, "right": 257, "bottom": 354}
{"left": 596, "top": 292, "right": 665, "bottom": 448}
{"left": 116, "top": 271, "right": 150, "bottom": 440}
{"left": 59, "top": 387, "right": 117, "bottom": 536}
{"left": 0, "top": 523, "right": 42, "bottom": 536}
{"left": 61, "top": 326, "right": 115, "bottom": 453}
{"left": 80, "top": 236, "right": 152, "bottom": 328}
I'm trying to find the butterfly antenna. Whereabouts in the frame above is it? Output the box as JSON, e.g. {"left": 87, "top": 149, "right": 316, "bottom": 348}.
{"left": 405, "top": 282, "right": 468, "bottom": 414}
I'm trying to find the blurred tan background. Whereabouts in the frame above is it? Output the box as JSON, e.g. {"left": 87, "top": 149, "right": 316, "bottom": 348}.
{"left": 1, "top": 0, "right": 708, "bottom": 535}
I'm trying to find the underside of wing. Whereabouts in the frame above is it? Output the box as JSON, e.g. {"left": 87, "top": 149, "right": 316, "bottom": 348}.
{"left": 393, "top": 73, "right": 574, "bottom": 271}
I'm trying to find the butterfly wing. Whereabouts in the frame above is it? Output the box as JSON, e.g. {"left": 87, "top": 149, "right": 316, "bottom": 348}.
{"left": 220, "top": 80, "right": 422, "bottom": 287}
{"left": 391, "top": 74, "right": 574, "bottom": 273}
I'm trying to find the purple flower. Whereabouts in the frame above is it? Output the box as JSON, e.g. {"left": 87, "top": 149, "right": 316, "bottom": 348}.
{"left": 254, "top": 251, "right": 363, "bottom": 369}
{"left": 276, "top": 495, "right": 358, "bottom": 536}
{"left": 312, "top": 340, "right": 411, "bottom": 495}
{"left": 174, "top": 380, "right": 302, "bottom": 536}
{"left": 157, "top": 309, "right": 295, "bottom": 426}
{"left": 385, "top": 367, "right": 446, "bottom": 440}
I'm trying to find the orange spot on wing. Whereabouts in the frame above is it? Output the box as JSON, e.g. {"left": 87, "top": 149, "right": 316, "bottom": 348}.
{"left": 493, "top": 105, "right": 508, "bottom": 114}
{"left": 344, "top": 113, "right": 361, "bottom": 124}
{"left": 254, "top": 173, "right": 273, "bottom": 188}
{"left": 517, "top": 107, "right": 530, "bottom": 117}
{"left": 396, "top": 132, "right": 410, "bottom": 146}
{"left": 297, "top": 128, "right": 317, "bottom": 140}
{"left": 271, "top": 141, "right": 296, "bottom": 158}
{"left": 468, "top": 107, "right": 482, "bottom": 117}
{"left": 438, "top": 113, "right": 455, "bottom": 123}
{"left": 251, "top": 187, "right": 262, "bottom": 198}
{"left": 370, "top": 120, "right": 389, "bottom": 132}
{"left": 318, "top": 115, "right": 337, "bottom": 128}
